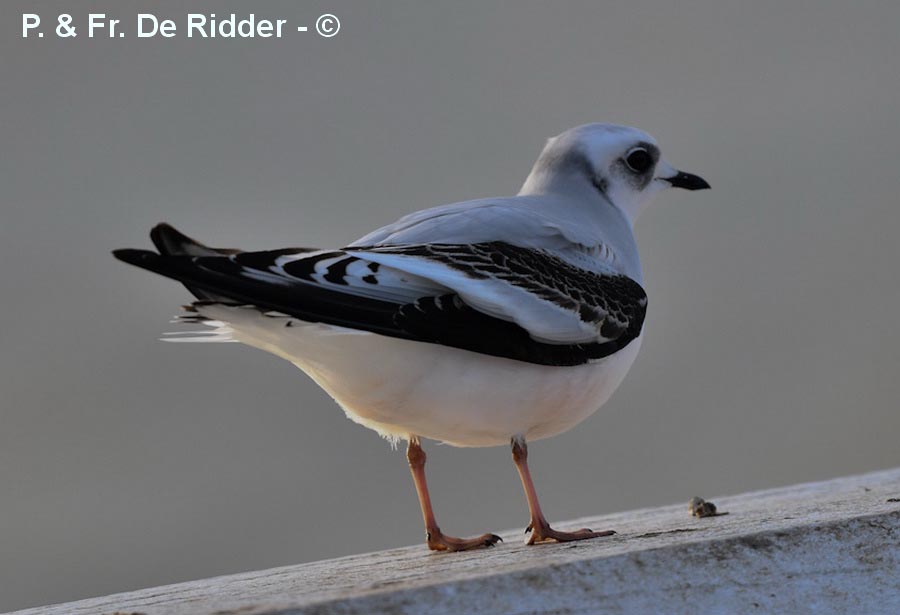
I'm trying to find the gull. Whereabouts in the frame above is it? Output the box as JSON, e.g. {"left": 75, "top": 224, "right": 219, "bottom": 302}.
{"left": 113, "top": 123, "right": 709, "bottom": 550}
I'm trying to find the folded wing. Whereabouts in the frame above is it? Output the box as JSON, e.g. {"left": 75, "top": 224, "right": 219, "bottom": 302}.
{"left": 114, "top": 226, "right": 646, "bottom": 366}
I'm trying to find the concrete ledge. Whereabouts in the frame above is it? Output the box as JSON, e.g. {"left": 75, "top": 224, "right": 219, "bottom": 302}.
{"left": 11, "top": 468, "right": 900, "bottom": 615}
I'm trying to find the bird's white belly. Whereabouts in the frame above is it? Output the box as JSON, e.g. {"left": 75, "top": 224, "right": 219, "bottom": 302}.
{"left": 201, "top": 305, "right": 641, "bottom": 447}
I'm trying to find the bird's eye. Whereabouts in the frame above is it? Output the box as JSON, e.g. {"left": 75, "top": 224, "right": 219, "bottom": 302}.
{"left": 624, "top": 148, "right": 653, "bottom": 174}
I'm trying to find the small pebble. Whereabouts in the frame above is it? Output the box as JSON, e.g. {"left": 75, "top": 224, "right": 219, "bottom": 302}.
{"left": 689, "top": 496, "right": 726, "bottom": 518}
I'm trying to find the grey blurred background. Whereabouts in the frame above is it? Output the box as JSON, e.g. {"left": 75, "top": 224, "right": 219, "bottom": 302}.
{"left": 2, "top": 0, "right": 899, "bottom": 610}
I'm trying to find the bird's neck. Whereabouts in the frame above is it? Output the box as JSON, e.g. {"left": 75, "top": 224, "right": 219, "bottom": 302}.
{"left": 519, "top": 172, "right": 640, "bottom": 230}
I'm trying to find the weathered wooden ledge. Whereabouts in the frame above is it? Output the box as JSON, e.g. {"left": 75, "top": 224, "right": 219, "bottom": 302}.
{"left": 12, "top": 468, "right": 900, "bottom": 615}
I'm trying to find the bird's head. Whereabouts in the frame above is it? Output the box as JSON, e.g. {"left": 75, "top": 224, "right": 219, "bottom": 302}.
{"left": 520, "top": 123, "right": 709, "bottom": 224}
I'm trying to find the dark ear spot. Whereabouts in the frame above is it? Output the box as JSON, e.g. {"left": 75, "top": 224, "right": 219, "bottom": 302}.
{"left": 550, "top": 145, "right": 594, "bottom": 177}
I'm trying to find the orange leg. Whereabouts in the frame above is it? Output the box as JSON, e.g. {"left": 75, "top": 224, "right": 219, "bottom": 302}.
{"left": 512, "top": 437, "right": 615, "bottom": 545}
{"left": 407, "top": 437, "right": 502, "bottom": 551}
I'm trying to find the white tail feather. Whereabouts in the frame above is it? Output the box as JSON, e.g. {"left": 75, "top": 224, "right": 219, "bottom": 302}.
{"left": 161, "top": 318, "right": 236, "bottom": 343}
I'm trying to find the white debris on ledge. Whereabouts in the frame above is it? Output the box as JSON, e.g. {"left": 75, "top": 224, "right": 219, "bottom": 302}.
{"left": 11, "top": 468, "right": 900, "bottom": 615}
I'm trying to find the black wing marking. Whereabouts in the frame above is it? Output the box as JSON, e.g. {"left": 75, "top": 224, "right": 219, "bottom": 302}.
{"left": 113, "top": 249, "right": 404, "bottom": 335}
{"left": 395, "top": 293, "right": 644, "bottom": 366}
{"left": 355, "top": 242, "right": 648, "bottom": 341}
{"left": 149, "top": 222, "right": 317, "bottom": 301}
